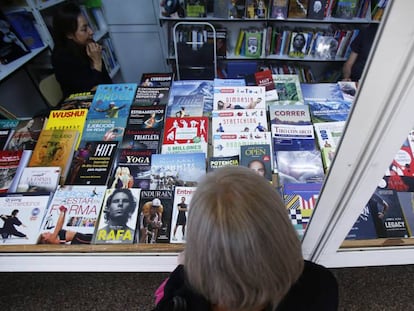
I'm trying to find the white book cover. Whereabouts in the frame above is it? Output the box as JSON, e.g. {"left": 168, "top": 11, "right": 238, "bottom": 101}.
{"left": 212, "top": 131, "right": 272, "bottom": 157}
{"left": 170, "top": 186, "right": 197, "bottom": 243}
{"left": 211, "top": 109, "right": 268, "bottom": 133}
{"left": 38, "top": 185, "right": 107, "bottom": 243}
{"left": 213, "top": 86, "right": 266, "bottom": 110}
{"left": 313, "top": 121, "right": 346, "bottom": 149}
{"left": 0, "top": 192, "right": 51, "bottom": 245}
{"left": 16, "top": 166, "right": 61, "bottom": 193}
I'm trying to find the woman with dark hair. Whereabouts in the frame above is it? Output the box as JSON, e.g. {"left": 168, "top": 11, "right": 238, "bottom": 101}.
{"left": 51, "top": 2, "right": 112, "bottom": 98}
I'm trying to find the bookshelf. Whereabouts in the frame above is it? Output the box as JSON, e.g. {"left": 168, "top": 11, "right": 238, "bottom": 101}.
{"left": 159, "top": 1, "right": 380, "bottom": 82}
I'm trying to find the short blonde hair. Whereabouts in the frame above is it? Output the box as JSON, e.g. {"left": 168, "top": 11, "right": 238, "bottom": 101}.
{"left": 184, "top": 166, "right": 304, "bottom": 310}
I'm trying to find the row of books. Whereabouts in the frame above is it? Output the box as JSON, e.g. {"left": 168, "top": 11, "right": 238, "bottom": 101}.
{"left": 234, "top": 25, "right": 360, "bottom": 59}
{"left": 1, "top": 73, "right": 413, "bottom": 246}
{"left": 164, "top": 0, "right": 380, "bottom": 20}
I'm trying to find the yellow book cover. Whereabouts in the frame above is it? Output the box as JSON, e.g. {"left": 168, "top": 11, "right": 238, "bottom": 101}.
{"left": 28, "top": 129, "right": 79, "bottom": 184}
{"left": 45, "top": 109, "right": 88, "bottom": 148}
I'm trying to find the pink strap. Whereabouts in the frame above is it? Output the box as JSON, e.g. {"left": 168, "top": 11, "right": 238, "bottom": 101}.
{"left": 154, "top": 277, "right": 169, "bottom": 305}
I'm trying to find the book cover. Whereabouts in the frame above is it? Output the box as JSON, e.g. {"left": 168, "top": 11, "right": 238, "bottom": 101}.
{"left": 81, "top": 117, "right": 126, "bottom": 142}
{"left": 45, "top": 109, "right": 88, "bottom": 148}
{"left": 240, "top": 144, "right": 273, "bottom": 181}
{"left": 320, "top": 146, "right": 336, "bottom": 172}
{"left": 162, "top": 116, "right": 209, "bottom": 155}
{"left": 0, "top": 9, "right": 30, "bottom": 64}
{"left": 127, "top": 106, "right": 166, "bottom": 130}
{"left": 166, "top": 94, "right": 205, "bottom": 118}
{"left": 283, "top": 182, "right": 322, "bottom": 239}
{"left": 140, "top": 72, "right": 174, "bottom": 87}
{"left": 314, "top": 35, "right": 339, "bottom": 59}
{"left": 0, "top": 192, "right": 51, "bottom": 244}
{"left": 60, "top": 90, "right": 95, "bottom": 110}
{"left": 66, "top": 141, "right": 118, "bottom": 186}
{"left": 288, "top": 0, "right": 309, "bottom": 18}
{"left": 346, "top": 204, "right": 378, "bottom": 240}
{"left": 333, "top": 0, "right": 358, "bottom": 18}
{"left": 213, "top": 78, "right": 246, "bottom": 87}
{"left": 150, "top": 153, "right": 206, "bottom": 190}
{"left": 366, "top": 188, "right": 409, "bottom": 238}
{"left": 212, "top": 131, "right": 272, "bottom": 157}
{"left": 213, "top": 86, "right": 266, "bottom": 110}
{"left": 307, "top": 0, "right": 327, "bottom": 19}
{"left": 185, "top": 0, "right": 207, "bottom": 17}
{"left": 168, "top": 80, "right": 214, "bottom": 116}
{"left": 244, "top": 30, "right": 262, "bottom": 58}
{"left": 93, "top": 188, "right": 141, "bottom": 244}
{"left": 28, "top": 129, "right": 79, "bottom": 184}
{"left": 208, "top": 155, "right": 240, "bottom": 172}
{"left": 109, "top": 148, "right": 155, "bottom": 190}
{"left": 271, "top": 123, "right": 316, "bottom": 151}
{"left": 133, "top": 86, "right": 170, "bottom": 106}
{"left": 254, "top": 69, "right": 278, "bottom": 101}
{"left": 211, "top": 109, "right": 268, "bottom": 133}
{"left": 15, "top": 166, "right": 61, "bottom": 193}
{"left": 245, "top": 0, "right": 268, "bottom": 18}
{"left": 289, "top": 32, "right": 309, "bottom": 58}
{"left": 37, "top": 185, "right": 107, "bottom": 244}
{"left": 5, "top": 10, "right": 44, "bottom": 49}
{"left": 6, "top": 116, "right": 46, "bottom": 151}
{"left": 0, "top": 128, "right": 14, "bottom": 150}
{"left": 307, "top": 100, "right": 352, "bottom": 123}
{"left": 337, "top": 81, "right": 357, "bottom": 103}
{"left": 269, "top": 103, "right": 312, "bottom": 125}
{"left": 270, "top": 0, "right": 289, "bottom": 18}
{"left": 137, "top": 189, "right": 174, "bottom": 244}
{"left": 272, "top": 74, "right": 304, "bottom": 104}
{"left": 313, "top": 121, "right": 346, "bottom": 149}
{"left": 276, "top": 149, "right": 325, "bottom": 185}
{"left": 397, "top": 192, "right": 414, "bottom": 237}
{"left": 87, "top": 83, "right": 137, "bottom": 120}
{"left": 121, "top": 128, "right": 162, "bottom": 152}
{"left": 170, "top": 186, "right": 197, "bottom": 243}
{"left": 0, "top": 119, "right": 19, "bottom": 130}
{"left": 0, "top": 150, "right": 23, "bottom": 193}
{"left": 301, "top": 83, "right": 344, "bottom": 102}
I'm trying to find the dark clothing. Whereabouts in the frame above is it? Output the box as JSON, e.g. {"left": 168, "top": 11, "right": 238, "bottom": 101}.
{"left": 153, "top": 261, "right": 339, "bottom": 311}
{"left": 57, "top": 229, "right": 92, "bottom": 244}
{"left": 0, "top": 215, "right": 26, "bottom": 238}
{"left": 349, "top": 24, "right": 377, "bottom": 81}
{"left": 176, "top": 203, "right": 187, "bottom": 225}
{"left": 52, "top": 41, "right": 112, "bottom": 98}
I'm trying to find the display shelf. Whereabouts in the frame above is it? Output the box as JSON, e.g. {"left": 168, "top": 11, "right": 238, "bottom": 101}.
{"left": 0, "top": 46, "right": 47, "bottom": 81}
{"left": 0, "top": 244, "right": 183, "bottom": 272}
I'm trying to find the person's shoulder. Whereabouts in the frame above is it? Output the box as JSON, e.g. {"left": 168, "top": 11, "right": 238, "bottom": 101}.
{"left": 276, "top": 260, "right": 338, "bottom": 311}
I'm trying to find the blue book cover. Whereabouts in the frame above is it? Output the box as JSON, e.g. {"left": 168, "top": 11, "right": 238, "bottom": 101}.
{"left": 81, "top": 118, "right": 126, "bottom": 142}
{"left": 166, "top": 94, "right": 204, "bottom": 117}
{"left": 87, "top": 83, "right": 138, "bottom": 120}
{"left": 346, "top": 205, "right": 378, "bottom": 240}
{"left": 5, "top": 10, "right": 44, "bottom": 49}
{"left": 168, "top": 80, "right": 214, "bottom": 115}
{"left": 307, "top": 100, "right": 352, "bottom": 123}
{"left": 301, "top": 83, "right": 344, "bottom": 102}
{"left": 150, "top": 153, "right": 206, "bottom": 190}
{"left": 271, "top": 124, "right": 316, "bottom": 151}
{"left": 283, "top": 182, "right": 322, "bottom": 239}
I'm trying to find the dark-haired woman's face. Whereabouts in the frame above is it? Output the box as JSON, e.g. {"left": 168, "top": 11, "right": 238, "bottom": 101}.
{"left": 67, "top": 15, "right": 93, "bottom": 46}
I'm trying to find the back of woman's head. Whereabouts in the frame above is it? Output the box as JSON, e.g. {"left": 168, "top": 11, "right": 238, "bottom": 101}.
{"left": 184, "top": 166, "right": 304, "bottom": 310}
{"left": 52, "top": 2, "right": 81, "bottom": 47}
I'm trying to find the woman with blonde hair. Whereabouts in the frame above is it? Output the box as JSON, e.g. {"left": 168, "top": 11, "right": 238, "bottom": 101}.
{"left": 153, "top": 166, "right": 338, "bottom": 310}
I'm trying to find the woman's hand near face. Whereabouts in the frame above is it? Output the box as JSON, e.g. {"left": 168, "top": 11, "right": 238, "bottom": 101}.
{"left": 86, "top": 41, "right": 103, "bottom": 71}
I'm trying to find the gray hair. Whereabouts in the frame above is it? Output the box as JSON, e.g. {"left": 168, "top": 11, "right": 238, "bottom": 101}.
{"left": 184, "top": 166, "right": 304, "bottom": 310}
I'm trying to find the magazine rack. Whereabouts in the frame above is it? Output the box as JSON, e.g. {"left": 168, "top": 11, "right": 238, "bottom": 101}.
{"left": 173, "top": 21, "right": 217, "bottom": 80}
